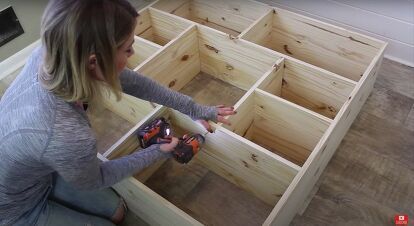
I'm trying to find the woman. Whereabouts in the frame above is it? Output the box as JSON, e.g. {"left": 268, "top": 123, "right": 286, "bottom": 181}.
{"left": 0, "top": 0, "right": 235, "bottom": 225}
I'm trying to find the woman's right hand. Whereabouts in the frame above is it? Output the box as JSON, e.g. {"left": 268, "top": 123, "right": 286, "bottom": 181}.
{"left": 160, "top": 137, "right": 179, "bottom": 153}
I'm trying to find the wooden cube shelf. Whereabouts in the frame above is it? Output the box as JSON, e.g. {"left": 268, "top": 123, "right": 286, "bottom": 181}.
{"left": 0, "top": 1, "right": 387, "bottom": 225}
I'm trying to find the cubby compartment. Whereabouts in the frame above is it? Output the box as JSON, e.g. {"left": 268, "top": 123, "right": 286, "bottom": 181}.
{"left": 257, "top": 58, "right": 356, "bottom": 119}
{"left": 136, "top": 23, "right": 282, "bottom": 106}
{"left": 135, "top": 8, "right": 192, "bottom": 46}
{"left": 240, "top": 8, "right": 384, "bottom": 82}
{"left": 126, "top": 36, "right": 160, "bottom": 70}
{"left": 226, "top": 89, "right": 331, "bottom": 166}
{"left": 107, "top": 108, "right": 299, "bottom": 226}
{"left": 88, "top": 92, "right": 156, "bottom": 154}
{"left": 152, "top": 0, "right": 270, "bottom": 37}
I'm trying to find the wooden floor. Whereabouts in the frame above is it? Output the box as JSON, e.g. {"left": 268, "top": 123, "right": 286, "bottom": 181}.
{"left": 291, "top": 59, "right": 414, "bottom": 226}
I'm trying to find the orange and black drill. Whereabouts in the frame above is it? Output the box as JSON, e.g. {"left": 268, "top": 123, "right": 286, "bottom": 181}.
{"left": 137, "top": 117, "right": 205, "bottom": 164}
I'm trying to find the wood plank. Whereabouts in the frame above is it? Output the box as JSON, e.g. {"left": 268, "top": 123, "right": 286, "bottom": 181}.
{"left": 253, "top": 89, "right": 331, "bottom": 166}
{"left": 269, "top": 8, "right": 380, "bottom": 81}
{"left": 190, "top": 17, "right": 241, "bottom": 37}
{"left": 149, "top": 8, "right": 192, "bottom": 44}
{"left": 198, "top": 25, "right": 281, "bottom": 90}
{"left": 98, "top": 150, "right": 202, "bottom": 226}
{"left": 264, "top": 44, "right": 386, "bottom": 226}
{"left": 102, "top": 92, "right": 156, "bottom": 124}
{"left": 135, "top": 8, "right": 152, "bottom": 36}
{"left": 169, "top": 110, "right": 300, "bottom": 204}
{"left": 225, "top": 61, "right": 283, "bottom": 139}
{"left": 151, "top": 0, "right": 190, "bottom": 16}
{"left": 268, "top": 0, "right": 414, "bottom": 46}
{"left": 104, "top": 106, "right": 167, "bottom": 159}
{"left": 112, "top": 177, "right": 203, "bottom": 226}
{"left": 127, "top": 36, "right": 160, "bottom": 70}
{"left": 257, "top": 60, "right": 284, "bottom": 96}
{"left": 198, "top": 127, "right": 300, "bottom": 206}
{"left": 224, "top": 87, "right": 255, "bottom": 137}
{"left": 281, "top": 59, "right": 356, "bottom": 119}
{"left": 239, "top": 9, "right": 273, "bottom": 47}
{"left": 137, "top": 25, "right": 200, "bottom": 91}
{"left": 191, "top": 0, "right": 257, "bottom": 34}
{"left": 87, "top": 107, "right": 134, "bottom": 154}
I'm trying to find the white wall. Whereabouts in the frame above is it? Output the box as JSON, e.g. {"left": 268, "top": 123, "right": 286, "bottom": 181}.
{"left": 0, "top": 0, "right": 49, "bottom": 62}
{"left": 258, "top": 0, "right": 414, "bottom": 67}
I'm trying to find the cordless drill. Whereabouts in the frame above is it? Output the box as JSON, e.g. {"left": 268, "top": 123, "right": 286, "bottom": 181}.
{"left": 137, "top": 117, "right": 205, "bottom": 164}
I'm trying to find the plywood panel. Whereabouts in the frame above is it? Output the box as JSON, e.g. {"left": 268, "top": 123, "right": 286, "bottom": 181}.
{"left": 137, "top": 26, "right": 200, "bottom": 91}
{"left": 270, "top": 8, "right": 380, "bottom": 81}
{"left": 198, "top": 25, "right": 281, "bottom": 90}
{"left": 281, "top": 59, "right": 356, "bottom": 119}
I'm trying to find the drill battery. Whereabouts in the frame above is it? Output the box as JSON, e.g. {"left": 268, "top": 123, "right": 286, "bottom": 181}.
{"left": 137, "top": 117, "right": 171, "bottom": 148}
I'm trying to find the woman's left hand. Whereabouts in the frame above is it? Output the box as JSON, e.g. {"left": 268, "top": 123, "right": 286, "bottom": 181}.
{"left": 198, "top": 105, "right": 237, "bottom": 132}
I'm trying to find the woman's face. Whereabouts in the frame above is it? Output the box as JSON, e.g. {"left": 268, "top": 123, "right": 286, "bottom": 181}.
{"left": 115, "top": 31, "right": 135, "bottom": 74}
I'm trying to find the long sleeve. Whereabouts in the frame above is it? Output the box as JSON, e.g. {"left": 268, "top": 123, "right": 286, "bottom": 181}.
{"left": 120, "top": 68, "right": 217, "bottom": 121}
{"left": 41, "top": 101, "right": 171, "bottom": 190}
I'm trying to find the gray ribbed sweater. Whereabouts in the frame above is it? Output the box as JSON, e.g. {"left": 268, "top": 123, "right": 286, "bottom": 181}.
{"left": 0, "top": 47, "right": 216, "bottom": 225}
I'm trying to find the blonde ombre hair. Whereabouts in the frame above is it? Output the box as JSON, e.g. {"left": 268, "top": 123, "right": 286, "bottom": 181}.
{"left": 39, "top": 0, "right": 138, "bottom": 103}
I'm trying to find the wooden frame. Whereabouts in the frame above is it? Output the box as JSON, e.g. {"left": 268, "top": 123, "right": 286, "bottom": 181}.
{"left": 0, "top": 1, "right": 387, "bottom": 225}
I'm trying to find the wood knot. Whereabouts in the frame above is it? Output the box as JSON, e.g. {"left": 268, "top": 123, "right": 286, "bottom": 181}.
{"left": 259, "top": 105, "right": 264, "bottom": 109}
{"left": 233, "top": 8, "right": 239, "bottom": 11}
{"left": 221, "top": 17, "right": 226, "bottom": 21}
{"left": 229, "top": 34, "right": 237, "bottom": 40}
{"left": 181, "top": 55, "right": 189, "bottom": 61}
{"left": 328, "top": 106, "right": 336, "bottom": 113}
{"left": 332, "top": 81, "right": 337, "bottom": 85}
{"left": 225, "top": 64, "right": 234, "bottom": 70}
{"left": 282, "top": 78, "right": 288, "bottom": 86}
{"left": 168, "top": 79, "right": 177, "bottom": 88}
{"left": 251, "top": 154, "right": 258, "bottom": 162}
{"left": 264, "top": 23, "right": 268, "bottom": 27}
{"left": 204, "top": 44, "right": 219, "bottom": 53}
{"left": 283, "top": 45, "right": 293, "bottom": 55}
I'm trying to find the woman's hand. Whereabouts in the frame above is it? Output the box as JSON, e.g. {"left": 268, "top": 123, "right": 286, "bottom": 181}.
{"left": 160, "top": 137, "right": 179, "bottom": 153}
{"left": 199, "top": 105, "right": 237, "bottom": 132}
